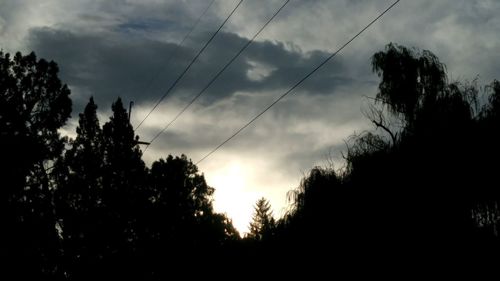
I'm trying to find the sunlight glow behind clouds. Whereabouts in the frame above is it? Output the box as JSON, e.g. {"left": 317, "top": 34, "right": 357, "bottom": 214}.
{"left": 207, "top": 162, "right": 258, "bottom": 235}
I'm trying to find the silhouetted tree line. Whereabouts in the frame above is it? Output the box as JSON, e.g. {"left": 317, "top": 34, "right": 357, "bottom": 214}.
{"left": 1, "top": 43, "right": 500, "bottom": 278}
{"left": 0, "top": 51, "right": 238, "bottom": 279}
{"left": 258, "top": 44, "right": 500, "bottom": 268}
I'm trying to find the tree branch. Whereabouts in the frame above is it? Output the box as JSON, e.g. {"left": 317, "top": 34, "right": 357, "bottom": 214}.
{"left": 372, "top": 119, "right": 397, "bottom": 144}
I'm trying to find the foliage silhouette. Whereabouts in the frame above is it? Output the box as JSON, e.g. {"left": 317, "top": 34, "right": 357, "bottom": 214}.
{"left": 53, "top": 97, "right": 108, "bottom": 279}
{"left": 100, "top": 98, "right": 148, "bottom": 274}
{"left": 372, "top": 43, "right": 447, "bottom": 126}
{"left": 141, "top": 155, "right": 240, "bottom": 276}
{"left": 247, "top": 197, "right": 275, "bottom": 241}
{"left": 2, "top": 43, "right": 500, "bottom": 277}
{"left": 0, "top": 51, "right": 71, "bottom": 279}
{"left": 273, "top": 43, "right": 500, "bottom": 266}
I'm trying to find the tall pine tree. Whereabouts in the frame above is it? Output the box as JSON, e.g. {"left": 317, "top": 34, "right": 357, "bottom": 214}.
{"left": 100, "top": 98, "right": 147, "bottom": 277}
{"left": 248, "top": 197, "right": 275, "bottom": 241}
{"left": 54, "top": 97, "right": 105, "bottom": 278}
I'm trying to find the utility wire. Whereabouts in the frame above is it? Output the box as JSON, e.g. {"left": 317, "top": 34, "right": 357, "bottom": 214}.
{"left": 146, "top": 0, "right": 291, "bottom": 147}
{"left": 195, "top": 0, "right": 401, "bottom": 165}
{"left": 135, "top": 0, "right": 245, "bottom": 131}
{"left": 133, "top": 0, "right": 215, "bottom": 124}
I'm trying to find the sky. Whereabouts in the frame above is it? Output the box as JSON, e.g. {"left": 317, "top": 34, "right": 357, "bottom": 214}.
{"left": 1, "top": 0, "right": 499, "bottom": 234}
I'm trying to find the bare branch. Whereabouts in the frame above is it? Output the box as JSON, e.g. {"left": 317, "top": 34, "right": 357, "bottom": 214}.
{"left": 362, "top": 103, "right": 397, "bottom": 144}
{"left": 372, "top": 118, "right": 397, "bottom": 144}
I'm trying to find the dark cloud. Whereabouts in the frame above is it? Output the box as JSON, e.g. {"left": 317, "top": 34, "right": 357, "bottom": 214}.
{"left": 26, "top": 27, "right": 191, "bottom": 112}
{"left": 26, "top": 25, "right": 366, "bottom": 116}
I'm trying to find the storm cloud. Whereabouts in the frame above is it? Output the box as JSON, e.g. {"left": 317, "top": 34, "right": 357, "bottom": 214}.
{"left": 25, "top": 26, "right": 358, "bottom": 112}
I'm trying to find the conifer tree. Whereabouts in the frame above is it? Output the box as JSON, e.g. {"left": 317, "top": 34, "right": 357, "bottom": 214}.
{"left": 248, "top": 197, "right": 275, "bottom": 241}
{"left": 54, "top": 97, "right": 105, "bottom": 277}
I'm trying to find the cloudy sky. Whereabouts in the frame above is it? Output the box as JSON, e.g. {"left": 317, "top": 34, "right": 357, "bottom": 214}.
{"left": 2, "top": 0, "right": 499, "bottom": 233}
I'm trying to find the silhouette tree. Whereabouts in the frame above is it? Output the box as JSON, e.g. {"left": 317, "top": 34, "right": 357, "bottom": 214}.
{"left": 0, "top": 51, "right": 71, "bottom": 278}
{"left": 143, "top": 154, "right": 238, "bottom": 276}
{"left": 273, "top": 43, "right": 500, "bottom": 266}
{"left": 53, "top": 97, "right": 106, "bottom": 278}
{"left": 472, "top": 80, "right": 500, "bottom": 237}
{"left": 278, "top": 167, "right": 345, "bottom": 255}
{"left": 100, "top": 98, "right": 148, "bottom": 277}
{"left": 482, "top": 80, "right": 500, "bottom": 121}
{"left": 371, "top": 43, "right": 447, "bottom": 127}
{"left": 247, "top": 197, "right": 275, "bottom": 241}
{"left": 3, "top": 43, "right": 500, "bottom": 277}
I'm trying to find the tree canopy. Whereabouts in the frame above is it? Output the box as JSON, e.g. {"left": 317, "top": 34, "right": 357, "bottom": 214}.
{"left": 1, "top": 51, "right": 71, "bottom": 279}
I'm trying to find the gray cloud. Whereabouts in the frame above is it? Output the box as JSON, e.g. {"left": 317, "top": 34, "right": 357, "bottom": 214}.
{"left": 26, "top": 27, "right": 190, "bottom": 112}
{"left": 25, "top": 25, "right": 363, "bottom": 116}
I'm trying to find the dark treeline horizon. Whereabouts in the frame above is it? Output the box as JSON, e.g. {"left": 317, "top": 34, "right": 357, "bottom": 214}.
{"left": 1, "top": 43, "right": 500, "bottom": 279}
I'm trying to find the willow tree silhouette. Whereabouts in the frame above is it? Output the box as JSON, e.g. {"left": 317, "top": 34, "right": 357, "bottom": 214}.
{"left": 0, "top": 51, "right": 71, "bottom": 279}
{"left": 275, "top": 167, "right": 346, "bottom": 260}
{"left": 371, "top": 43, "right": 447, "bottom": 127}
{"left": 275, "top": 43, "right": 500, "bottom": 265}
{"left": 474, "top": 80, "right": 500, "bottom": 238}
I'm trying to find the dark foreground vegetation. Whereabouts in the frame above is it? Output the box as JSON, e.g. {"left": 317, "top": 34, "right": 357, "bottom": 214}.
{"left": 1, "top": 43, "right": 499, "bottom": 278}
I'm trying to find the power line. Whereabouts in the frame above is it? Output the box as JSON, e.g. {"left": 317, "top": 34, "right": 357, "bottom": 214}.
{"left": 146, "top": 0, "right": 291, "bottom": 147}
{"left": 133, "top": 0, "right": 216, "bottom": 121}
{"left": 195, "top": 0, "right": 401, "bottom": 165}
{"left": 135, "top": 0, "right": 245, "bottom": 131}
